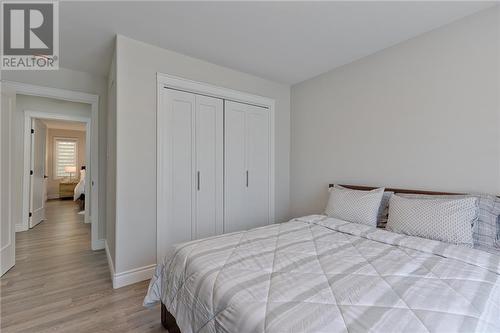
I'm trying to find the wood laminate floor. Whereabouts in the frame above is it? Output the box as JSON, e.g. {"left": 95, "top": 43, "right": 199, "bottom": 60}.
{"left": 1, "top": 200, "right": 162, "bottom": 332}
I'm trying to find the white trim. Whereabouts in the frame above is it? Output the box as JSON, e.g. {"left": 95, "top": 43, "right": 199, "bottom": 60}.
{"left": 0, "top": 85, "right": 14, "bottom": 273}
{"left": 113, "top": 264, "right": 156, "bottom": 289}
{"left": 93, "top": 238, "right": 105, "bottom": 250}
{"left": 105, "top": 240, "right": 155, "bottom": 289}
{"left": 156, "top": 81, "right": 164, "bottom": 264}
{"left": 2, "top": 81, "right": 99, "bottom": 104}
{"left": 47, "top": 194, "right": 59, "bottom": 200}
{"left": 4, "top": 80, "right": 101, "bottom": 251}
{"left": 157, "top": 73, "right": 274, "bottom": 108}
{"left": 105, "top": 240, "right": 115, "bottom": 284}
{"left": 15, "top": 224, "right": 27, "bottom": 233}
{"left": 269, "top": 100, "right": 276, "bottom": 227}
{"left": 156, "top": 73, "right": 276, "bottom": 262}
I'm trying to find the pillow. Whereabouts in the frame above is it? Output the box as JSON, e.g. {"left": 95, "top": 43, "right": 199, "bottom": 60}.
{"left": 386, "top": 194, "right": 478, "bottom": 247}
{"left": 325, "top": 185, "right": 385, "bottom": 226}
{"left": 377, "top": 191, "right": 393, "bottom": 228}
{"left": 332, "top": 186, "right": 391, "bottom": 227}
{"left": 398, "top": 193, "right": 499, "bottom": 250}
{"left": 473, "top": 194, "right": 500, "bottom": 250}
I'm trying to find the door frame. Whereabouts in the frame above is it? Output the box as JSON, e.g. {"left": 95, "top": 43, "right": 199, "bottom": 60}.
{"left": 156, "top": 73, "right": 276, "bottom": 261}
{"left": 24, "top": 111, "right": 91, "bottom": 229}
{"left": 1, "top": 83, "right": 15, "bottom": 276}
{"left": 4, "top": 80, "right": 103, "bottom": 251}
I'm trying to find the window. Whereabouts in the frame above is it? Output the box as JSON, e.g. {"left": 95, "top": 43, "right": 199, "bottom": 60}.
{"left": 54, "top": 138, "right": 78, "bottom": 179}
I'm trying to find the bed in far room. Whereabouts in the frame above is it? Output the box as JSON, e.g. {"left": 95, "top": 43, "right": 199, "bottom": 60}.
{"left": 74, "top": 166, "right": 86, "bottom": 212}
{"left": 145, "top": 185, "right": 500, "bottom": 333}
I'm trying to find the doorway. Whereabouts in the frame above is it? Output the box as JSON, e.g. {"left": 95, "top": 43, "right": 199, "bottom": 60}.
{"left": 28, "top": 118, "right": 89, "bottom": 231}
{"left": 0, "top": 82, "right": 101, "bottom": 277}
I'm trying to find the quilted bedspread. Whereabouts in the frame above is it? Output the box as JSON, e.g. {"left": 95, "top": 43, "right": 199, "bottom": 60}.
{"left": 144, "top": 216, "right": 500, "bottom": 333}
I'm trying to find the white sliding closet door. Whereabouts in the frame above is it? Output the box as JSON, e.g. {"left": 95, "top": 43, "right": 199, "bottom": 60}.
{"left": 195, "top": 96, "right": 223, "bottom": 239}
{"left": 224, "top": 102, "right": 247, "bottom": 233}
{"left": 224, "top": 101, "right": 271, "bottom": 233}
{"left": 157, "top": 88, "right": 223, "bottom": 258}
{"left": 159, "top": 89, "right": 195, "bottom": 248}
{"left": 246, "top": 106, "right": 270, "bottom": 227}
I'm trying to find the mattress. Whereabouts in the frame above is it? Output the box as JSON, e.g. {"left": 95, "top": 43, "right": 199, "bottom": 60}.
{"left": 144, "top": 215, "right": 500, "bottom": 333}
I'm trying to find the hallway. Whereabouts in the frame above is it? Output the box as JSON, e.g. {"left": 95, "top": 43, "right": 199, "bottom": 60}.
{"left": 0, "top": 200, "right": 161, "bottom": 332}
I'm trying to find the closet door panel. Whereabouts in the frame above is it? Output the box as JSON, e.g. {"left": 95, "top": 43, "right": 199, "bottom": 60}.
{"left": 246, "top": 106, "right": 270, "bottom": 227}
{"left": 195, "top": 95, "right": 223, "bottom": 239}
{"left": 224, "top": 101, "right": 248, "bottom": 233}
{"left": 162, "top": 89, "right": 195, "bottom": 246}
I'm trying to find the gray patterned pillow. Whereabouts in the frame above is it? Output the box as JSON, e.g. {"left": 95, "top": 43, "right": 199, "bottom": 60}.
{"left": 386, "top": 194, "right": 477, "bottom": 247}
{"left": 472, "top": 194, "right": 500, "bottom": 250}
{"left": 325, "top": 186, "right": 385, "bottom": 226}
{"left": 398, "top": 193, "right": 499, "bottom": 250}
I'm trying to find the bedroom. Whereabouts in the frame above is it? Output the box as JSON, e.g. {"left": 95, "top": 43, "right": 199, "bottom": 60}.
{"left": 1, "top": 1, "right": 499, "bottom": 332}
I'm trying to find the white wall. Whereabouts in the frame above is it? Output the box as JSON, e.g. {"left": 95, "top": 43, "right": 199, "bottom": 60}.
{"left": 290, "top": 7, "right": 500, "bottom": 217}
{"left": 12, "top": 95, "right": 91, "bottom": 230}
{"left": 2, "top": 68, "right": 108, "bottom": 240}
{"left": 113, "top": 35, "right": 291, "bottom": 274}
{"left": 46, "top": 128, "right": 86, "bottom": 199}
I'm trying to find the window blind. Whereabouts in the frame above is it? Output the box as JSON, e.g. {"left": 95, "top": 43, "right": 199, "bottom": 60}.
{"left": 54, "top": 138, "right": 77, "bottom": 178}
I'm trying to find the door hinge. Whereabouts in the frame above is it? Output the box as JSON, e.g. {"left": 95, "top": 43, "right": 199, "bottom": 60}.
{"left": 31, "top": 128, "right": 34, "bottom": 134}
{"left": 29, "top": 212, "right": 32, "bottom": 218}
{"left": 30, "top": 170, "right": 33, "bottom": 175}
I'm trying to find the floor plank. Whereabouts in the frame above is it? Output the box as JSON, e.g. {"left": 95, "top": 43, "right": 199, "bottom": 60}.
{"left": 1, "top": 200, "right": 163, "bottom": 332}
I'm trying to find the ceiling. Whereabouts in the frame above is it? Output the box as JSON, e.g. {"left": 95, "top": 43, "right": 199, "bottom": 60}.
{"left": 60, "top": 1, "right": 496, "bottom": 84}
{"left": 41, "top": 119, "right": 86, "bottom": 131}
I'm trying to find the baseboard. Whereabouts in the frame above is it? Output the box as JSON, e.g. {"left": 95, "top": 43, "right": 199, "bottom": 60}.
{"left": 92, "top": 238, "right": 105, "bottom": 250}
{"left": 104, "top": 240, "right": 155, "bottom": 289}
{"left": 113, "top": 264, "right": 156, "bottom": 289}
{"left": 47, "top": 194, "right": 59, "bottom": 200}
{"left": 104, "top": 240, "right": 116, "bottom": 283}
{"left": 15, "top": 224, "right": 28, "bottom": 232}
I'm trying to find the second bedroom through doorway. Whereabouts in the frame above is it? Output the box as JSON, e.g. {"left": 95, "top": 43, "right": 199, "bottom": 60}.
{"left": 13, "top": 95, "right": 93, "bottom": 248}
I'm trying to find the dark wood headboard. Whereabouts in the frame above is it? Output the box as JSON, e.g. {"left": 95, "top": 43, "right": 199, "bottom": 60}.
{"left": 328, "top": 184, "right": 465, "bottom": 196}
{"left": 329, "top": 184, "right": 500, "bottom": 198}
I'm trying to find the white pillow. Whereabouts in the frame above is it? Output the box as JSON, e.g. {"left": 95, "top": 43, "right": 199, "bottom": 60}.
{"left": 325, "top": 185, "right": 385, "bottom": 226}
{"left": 386, "top": 194, "right": 477, "bottom": 247}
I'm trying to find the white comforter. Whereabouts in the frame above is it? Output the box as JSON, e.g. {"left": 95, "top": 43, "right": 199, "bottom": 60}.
{"left": 145, "top": 215, "right": 500, "bottom": 333}
{"left": 73, "top": 170, "right": 85, "bottom": 201}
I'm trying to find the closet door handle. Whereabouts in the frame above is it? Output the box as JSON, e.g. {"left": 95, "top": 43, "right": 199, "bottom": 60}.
{"left": 197, "top": 171, "right": 200, "bottom": 191}
{"left": 246, "top": 170, "right": 249, "bottom": 187}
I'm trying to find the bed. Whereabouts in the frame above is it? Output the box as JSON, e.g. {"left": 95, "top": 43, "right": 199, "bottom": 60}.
{"left": 144, "top": 186, "right": 500, "bottom": 332}
{"left": 74, "top": 167, "right": 85, "bottom": 210}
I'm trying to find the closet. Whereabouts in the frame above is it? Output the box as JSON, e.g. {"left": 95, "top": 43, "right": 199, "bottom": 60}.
{"left": 157, "top": 85, "right": 273, "bottom": 258}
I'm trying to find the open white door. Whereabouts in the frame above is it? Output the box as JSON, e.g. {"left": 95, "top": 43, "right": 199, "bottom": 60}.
{"left": 29, "top": 119, "right": 47, "bottom": 228}
{"left": 43, "top": 131, "right": 48, "bottom": 203}
{"left": 1, "top": 84, "right": 15, "bottom": 276}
